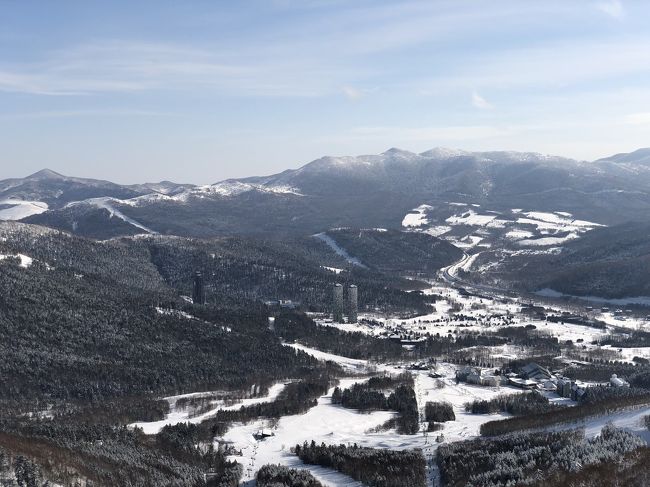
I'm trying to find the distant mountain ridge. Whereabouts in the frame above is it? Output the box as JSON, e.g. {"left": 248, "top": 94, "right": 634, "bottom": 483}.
{"left": 2, "top": 146, "right": 650, "bottom": 238}
{"left": 0, "top": 168, "right": 194, "bottom": 209}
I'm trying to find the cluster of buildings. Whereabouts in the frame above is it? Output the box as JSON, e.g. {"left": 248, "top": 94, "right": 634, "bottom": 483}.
{"left": 193, "top": 270, "right": 360, "bottom": 325}
{"left": 332, "top": 283, "right": 358, "bottom": 323}
{"left": 456, "top": 362, "right": 630, "bottom": 400}
{"left": 456, "top": 367, "right": 503, "bottom": 387}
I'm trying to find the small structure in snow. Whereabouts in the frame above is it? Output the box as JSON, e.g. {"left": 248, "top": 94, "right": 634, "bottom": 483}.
{"left": 508, "top": 377, "right": 538, "bottom": 390}
{"left": 610, "top": 374, "right": 630, "bottom": 388}
{"left": 556, "top": 377, "right": 573, "bottom": 398}
{"left": 520, "top": 362, "right": 552, "bottom": 381}
{"left": 254, "top": 429, "right": 275, "bottom": 440}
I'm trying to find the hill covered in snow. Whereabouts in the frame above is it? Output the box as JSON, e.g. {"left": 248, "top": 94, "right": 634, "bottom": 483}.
{"left": 4, "top": 146, "right": 650, "bottom": 240}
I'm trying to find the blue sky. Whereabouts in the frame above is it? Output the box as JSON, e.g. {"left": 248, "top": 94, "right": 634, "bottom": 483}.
{"left": 1, "top": 0, "right": 650, "bottom": 183}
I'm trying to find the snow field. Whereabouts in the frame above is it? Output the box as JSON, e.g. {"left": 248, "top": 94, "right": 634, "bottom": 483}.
{"left": 221, "top": 346, "right": 522, "bottom": 486}
{"left": 409, "top": 204, "right": 604, "bottom": 250}
{"left": 402, "top": 204, "right": 433, "bottom": 228}
{"left": 130, "top": 383, "right": 288, "bottom": 435}
{"left": 0, "top": 199, "right": 49, "bottom": 220}
{"left": 0, "top": 253, "right": 33, "bottom": 268}
{"left": 313, "top": 233, "right": 365, "bottom": 267}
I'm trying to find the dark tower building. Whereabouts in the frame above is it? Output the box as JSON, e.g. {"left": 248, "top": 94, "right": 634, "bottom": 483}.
{"left": 192, "top": 271, "right": 205, "bottom": 305}
{"left": 347, "top": 284, "right": 358, "bottom": 323}
{"left": 332, "top": 283, "right": 344, "bottom": 322}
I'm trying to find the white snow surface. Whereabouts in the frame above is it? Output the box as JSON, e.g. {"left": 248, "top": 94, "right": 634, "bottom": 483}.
{"left": 537, "top": 288, "right": 650, "bottom": 306}
{"left": 0, "top": 253, "right": 33, "bottom": 268}
{"left": 518, "top": 233, "right": 579, "bottom": 246}
{"left": 505, "top": 229, "right": 535, "bottom": 240}
{"left": 0, "top": 199, "right": 49, "bottom": 220}
{"left": 198, "top": 181, "right": 303, "bottom": 197}
{"left": 130, "top": 383, "right": 288, "bottom": 435}
{"left": 424, "top": 225, "right": 452, "bottom": 237}
{"left": 66, "top": 197, "right": 156, "bottom": 234}
{"left": 446, "top": 210, "right": 497, "bottom": 227}
{"left": 402, "top": 204, "right": 433, "bottom": 228}
{"left": 223, "top": 345, "right": 523, "bottom": 485}
{"left": 287, "top": 343, "right": 368, "bottom": 371}
{"left": 322, "top": 266, "right": 344, "bottom": 274}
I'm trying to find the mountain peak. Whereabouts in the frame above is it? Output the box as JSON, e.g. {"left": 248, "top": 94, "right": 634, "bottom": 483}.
{"left": 595, "top": 147, "right": 650, "bottom": 165}
{"left": 382, "top": 147, "right": 416, "bottom": 157}
{"left": 420, "top": 147, "right": 468, "bottom": 159}
{"left": 27, "top": 169, "right": 66, "bottom": 181}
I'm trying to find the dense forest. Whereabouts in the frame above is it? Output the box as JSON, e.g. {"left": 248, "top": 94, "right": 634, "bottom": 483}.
{"left": 424, "top": 402, "right": 455, "bottom": 422}
{"left": 481, "top": 388, "right": 650, "bottom": 436}
{"left": 0, "top": 223, "right": 334, "bottom": 404}
{"left": 467, "top": 221, "right": 650, "bottom": 299}
{"left": 532, "top": 446, "right": 650, "bottom": 487}
{"left": 143, "top": 234, "right": 434, "bottom": 314}
{"left": 274, "top": 312, "right": 410, "bottom": 360}
{"left": 331, "top": 373, "right": 413, "bottom": 410}
{"left": 324, "top": 228, "right": 462, "bottom": 274}
{"left": 296, "top": 441, "right": 426, "bottom": 487}
{"left": 331, "top": 374, "right": 419, "bottom": 434}
{"left": 256, "top": 464, "right": 323, "bottom": 487}
{"left": 0, "top": 223, "right": 350, "bottom": 485}
{"left": 464, "top": 392, "right": 557, "bottom": 416}
{"left": 0, "top": 424, "right": 234, "bottom": 486}
{"left": 438, "top": 426, "right": 645, "bottom": 487}
{"left": 3, "top": 218, "right": 650, "bottom": 486}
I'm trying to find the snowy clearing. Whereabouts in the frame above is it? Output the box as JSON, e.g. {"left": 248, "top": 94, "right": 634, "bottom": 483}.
{"left": 518, "top": 233, "right": 579, "bottom": 246}
{"left": 67, "top": 198, "right": 156, "bottom": 234}
{"left": 286, "top": 343, "right": 369, "bottom": 371}
{"left": 313, "top": 233, "right": 365, "bottom": 267}
{"left": 130, "top": 383, "right": 289, "bottom": 435}
{"left": 0, "top": 199, "right": 49, "bottom": 220}
{"left": 0, "top": 253, "right": 33, "bottom": 268}
{"left": 402, "top": 204, "right": 433, "bottom": 228}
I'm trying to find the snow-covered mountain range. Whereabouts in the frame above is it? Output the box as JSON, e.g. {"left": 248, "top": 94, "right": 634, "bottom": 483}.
{"left": 2, "top": 147, "right": 650, "bottom": 239}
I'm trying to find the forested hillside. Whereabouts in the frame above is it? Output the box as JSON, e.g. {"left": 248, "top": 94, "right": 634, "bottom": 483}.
{"left": 141, "top": 234, "right": 435, "bottom": 314}
{"left": 0, "top": 221, "right": 439, "bottom": 485}
{"left": 0, "top": 223, "right": 322, "bottom": 403}
{"left": 324, "top": 228, "right": 462, "bottom": 274}
{"left": 469, "top": 221, "right": 650, "bottom": 299}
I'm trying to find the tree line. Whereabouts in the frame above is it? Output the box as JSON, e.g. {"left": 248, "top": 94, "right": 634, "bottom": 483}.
{"left": 295, "top": 441, "right": 426, "bottom": 487}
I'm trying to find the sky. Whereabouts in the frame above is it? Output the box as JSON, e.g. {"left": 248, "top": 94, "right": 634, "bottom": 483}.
{"left": 1, "top": 0, "right": 650, "bottom": 184}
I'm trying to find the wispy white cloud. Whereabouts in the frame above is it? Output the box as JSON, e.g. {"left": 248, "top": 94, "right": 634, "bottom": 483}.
{"left": 596, "top": 0, "right": 625, "bottom": 19}
{"left": 0, "top": 40, "right": 367, "bottom": 97}
{"left": 0, "top": 2, "right": 612, "bottom": 98}
{"left": 417, "top": 37, "right": 650, "bottom": 94}
{"left": 472, "top": 91, "right": 494, "bottom": 109}
{"left": 622, "top": 112, "right": 650, "bottom": 125}
{"left": 0, "top": 109, "right": 171, "bottom": 120}
{"left": 341, "top": 85, "right": 364, "bottom": 100}
{"left": 348, "top": 124, "right": 516, "bottom": 142}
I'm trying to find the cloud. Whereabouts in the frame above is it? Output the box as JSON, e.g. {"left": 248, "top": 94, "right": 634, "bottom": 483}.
{"left": 0, "top": 42, "right": 251, "bottom": 95}
{"left": 623, "top": 112, "right": 650, "bottom": 125}
{"left": 0, "top": 40, "right": 366, "bottom": 97}
{"left": 349, "top": 124, "right": 516, "bottom": 142}
{"left": 596, "top": 0, "right": 625, "bottom": 19}
{"left": 417, "top": 37, "right": 650, "bottom": 94}
{"left": 0, "top": 3, "right": 604, "bottom": 98}
{"left": 341, "top": 85, "right": 363, "bottom": 100}
{"left": 472, "top": 91, "right": 494, "bottom": 109}
{"left": 0, "top": 109, "right": 170, "bottom": 121}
